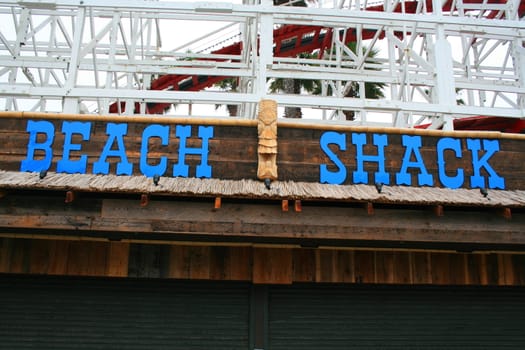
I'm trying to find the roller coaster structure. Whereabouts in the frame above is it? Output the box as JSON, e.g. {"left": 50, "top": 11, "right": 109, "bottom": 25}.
{"left": 0, "top": 0, "right": 524, "bottom": 131}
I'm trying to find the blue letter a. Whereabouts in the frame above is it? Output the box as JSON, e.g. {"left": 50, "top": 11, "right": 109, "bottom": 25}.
{"left": 396, "top": 135, "right": 433, "bottom": 186}
{"left": 93, "top": 123, "right": 133, "bottom": 175}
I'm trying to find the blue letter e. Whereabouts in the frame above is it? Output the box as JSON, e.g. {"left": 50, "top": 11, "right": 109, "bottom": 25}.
{"left": 57, "top": 121, "right": 91, "bottom": 174}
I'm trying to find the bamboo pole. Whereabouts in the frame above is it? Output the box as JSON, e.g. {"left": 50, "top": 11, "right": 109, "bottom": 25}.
{"left": 0, "top": 111, "right": 257, "bottom": 127}
{"left": 277, "top": 119, "right": 525, "bottom": 140}
{"left": 0, "top": 111, "right": 523, "bottom": 140}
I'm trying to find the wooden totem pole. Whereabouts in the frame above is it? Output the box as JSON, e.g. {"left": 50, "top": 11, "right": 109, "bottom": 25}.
{"left": 257, "top": 99, "right": 278, "bottom": 184}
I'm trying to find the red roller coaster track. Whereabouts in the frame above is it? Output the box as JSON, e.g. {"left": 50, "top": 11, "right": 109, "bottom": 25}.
{"left": 109, "top": 0, "right": 525, "bottom": 133}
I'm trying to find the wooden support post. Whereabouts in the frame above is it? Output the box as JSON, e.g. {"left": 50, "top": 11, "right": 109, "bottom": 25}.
{"left": 65, "top": 191, "right": 75, "bottom": 203}
{"left": 294, "top": 200, "right": 302, "bottom": 212}
{"left": 366, "top": 202, "right": 374, "bottom": 215}
{"left": 214, "top": 197, "right": 222, "bottom": 209}
{"left": 140, "top": 194, "right": 149, "bottom": 207}
{"left": 433, "top": 205, "right": 444, "bottom": 217}
{"left": 282, "top": 199, "right": 289, "bottom": 212}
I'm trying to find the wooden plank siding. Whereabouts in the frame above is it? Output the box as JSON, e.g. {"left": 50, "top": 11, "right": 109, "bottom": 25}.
{"left": 0, "top": 238, "right": 129, "bottom": 277}
{"left": 2, "top": 237, "right": 525, "bottom": 286}
{"left": 1, "top": 115, "right": 525, "bottom": 190}
{"left": 0, "top": 118, "right": 258, "bottom": 181}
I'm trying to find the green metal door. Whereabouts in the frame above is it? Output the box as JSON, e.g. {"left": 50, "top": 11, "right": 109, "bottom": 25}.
{"left": 268, "top": 284, "right": 525, "bottom": 349}
{"left": 0, "top": 275, "right": 250, "bottom": 350}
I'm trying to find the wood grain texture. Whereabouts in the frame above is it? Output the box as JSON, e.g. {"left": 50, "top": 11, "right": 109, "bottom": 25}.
{"left": 2, "top": 195, "right": 524, "bottom": 249}
{"left": 293, "top": 248, "right": 316, "bottom": 282}
{"left": 1, "top": 238, "right": 525, "bottom": 286}
{"left": 1, "top": 117, "right": 524, "bottom": 189}
{"left": 106, "top": 242, "right": 130, "bottom": 277}
{"left": 47, "top": 240, "right": 70, "bottom": 275}
{"left": 278, "top": 127, "right": 525, "bottom": 190}
{"left": 253, "top": 247, "right": 292, "bottom": 284}
{"left": 0, "top": 118, "right": 257, "bottom": 181}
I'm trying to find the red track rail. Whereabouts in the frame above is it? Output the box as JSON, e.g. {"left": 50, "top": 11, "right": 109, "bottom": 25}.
{"left": 109, "top": 0, "right": 525, "bottom": 133}
{"left": 416, "top": 117, "right": 525, "bottom": 133}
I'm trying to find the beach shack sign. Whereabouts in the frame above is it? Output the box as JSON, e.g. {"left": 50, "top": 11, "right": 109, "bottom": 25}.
{"left": 318, "top": 130, "right": 504, "bottom": 189}
{"left": 12, "top": 117, "right": 518, "bottom": 191}
{"left": 21, "top": 120, "right": 214, "bottom": 179}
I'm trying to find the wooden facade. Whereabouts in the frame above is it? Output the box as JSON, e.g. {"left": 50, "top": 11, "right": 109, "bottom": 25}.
{"left": 1, "top": 110, "right": 525, "bottom": 288}
{"left": 2, "top": 238, "right": 525, "bottom": 286}
{"left": 1, "top": 112, "right": 524, "bottom": 190}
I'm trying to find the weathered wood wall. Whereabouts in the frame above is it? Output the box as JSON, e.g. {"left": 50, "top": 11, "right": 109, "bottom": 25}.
{"left": 2, "top": 116, "right": 524, "bottom": 190}
{"left": 1, "top": 238, "right": 524, "bottom": 286}
{"left": 278, "top": 127, "right": 525, "bottom": 190}
{"left": 0, "top": 118, "right": 257, "bottom": 180}
{"left": 0, "top": 238, "right": 129, "bottom": 277}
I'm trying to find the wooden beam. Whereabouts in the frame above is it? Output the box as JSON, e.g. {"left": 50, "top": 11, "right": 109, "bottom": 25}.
{"left": 281, "top": 199, "right": 289, "bottom": 212}
{"left": 0, "top": 194, "right": 524, "bottom": 250}
{"left": 65, "top": 191, "right": 75, "bottom": 203}
{"left": 294, "top": 200, "right": 302, "bottom": 212}
{"left": 140, "top": 194, "right": 149, "bottom": 207}
{"left": 214, "top": 197, "right": 222, "bottom": 209}
{"left": 502, "top": 207, "right": 512, "bottom": 220}
{"left": 366, "top": 202, "right": 374, "bottom": 216}
{"left": 433, "top": 205, "right": 444, "bottom": 217}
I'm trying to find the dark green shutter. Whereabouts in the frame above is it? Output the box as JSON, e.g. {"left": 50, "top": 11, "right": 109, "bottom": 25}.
{"left": 0, "top": 275, "right": 250, "bottom": 350}
{"left": 269, "top": 284, "right": 525, "bottom": 350}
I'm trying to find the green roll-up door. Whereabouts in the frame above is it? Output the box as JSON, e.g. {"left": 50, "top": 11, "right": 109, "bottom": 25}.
{"left": 269, "top": 284, "right": 525, "bottom": 350}
{"left": 0, "top": 275, "right": 250, "bottom": 350}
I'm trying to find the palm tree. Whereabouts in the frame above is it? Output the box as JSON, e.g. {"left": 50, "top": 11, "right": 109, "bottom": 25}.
{"left": 268, "top": 52, "right": 318, "bottom": 118}
{"left": 338, "top": 43, "right": 385, "bottom": 120}
{"left": 215, "top": 77, "right": 240, "bottom": 117}
{"left": 214, "top": 0, "right": 313, "bottom": 118}
{"left": 270, "top": 42, "right": 385, "bottom": 120}
{"left": 272, "top": 0, "right": 310, "bottom": 118}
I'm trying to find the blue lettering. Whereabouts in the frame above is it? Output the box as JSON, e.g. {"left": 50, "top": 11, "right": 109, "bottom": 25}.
{"left": 140, "top": 124, "right": 169, "bottom": 177}
{"left": 93, "top": 123, "right": 133, "bottom": 175}
{"left": 396, "top": 135, "right": 433, "bottom": 186}
{"left": 20, "top": 120, "right": 55, "bottom": 172}
{"left": 352, "top": 133, "right": 389, "bottom": 185}
{"left": 173, "top": 125, "right": 213, "bottom": 178}
{"left": 56, "top": 121, "right": 91, "bottom": 174}
{"left": 467, "top": 139, "right": 505, "bottom": 189}
{"left": 437, "top": 137, "right": 464, "bottom": 189}
{"left": 319, "top": 131, "right": 347, "bottom": 184}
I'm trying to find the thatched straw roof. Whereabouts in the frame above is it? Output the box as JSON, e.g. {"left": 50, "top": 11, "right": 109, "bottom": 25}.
{"left": 0, "top": 170, "right": 523, "bottom": 208}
